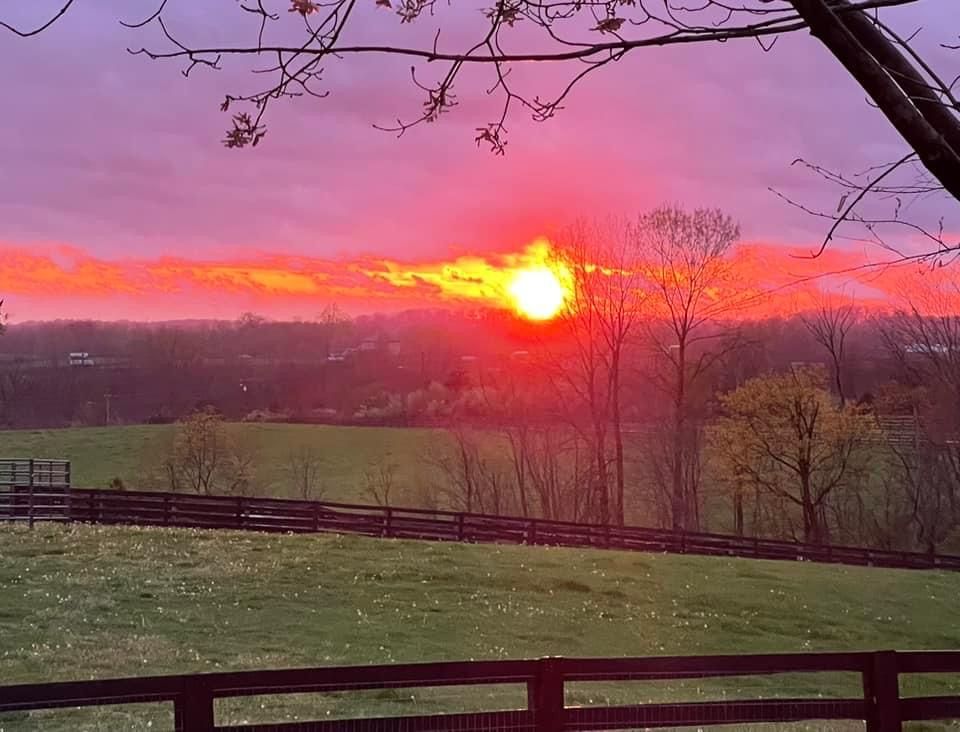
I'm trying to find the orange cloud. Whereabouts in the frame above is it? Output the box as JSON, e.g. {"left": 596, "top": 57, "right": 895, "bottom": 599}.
{"left": 0, "top": 247, "right": 135, "bottom": 295}
{"left": 0, "top": 238, "right": 955, "bottom": 321}
{"left": 147, "top": 261, "right": 326, "bottom": 295}
{"left": 357, "top": 239, "right": 557, "bottom": 303}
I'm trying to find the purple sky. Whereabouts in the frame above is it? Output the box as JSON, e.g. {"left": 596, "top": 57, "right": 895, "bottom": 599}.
{"left": 0, "top": 0, "right": 956, "bottom": 319}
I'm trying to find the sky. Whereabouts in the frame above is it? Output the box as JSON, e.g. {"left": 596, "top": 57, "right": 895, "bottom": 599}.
{"left": 0, "top": 0, "right": 957, "bottom": 321}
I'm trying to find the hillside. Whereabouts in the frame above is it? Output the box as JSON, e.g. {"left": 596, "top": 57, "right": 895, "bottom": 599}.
{"left": 0, "top": 423, "right": 441, "bottom": 504}
{"left": 3, "top": 523, "right": 960, "bottom": 729}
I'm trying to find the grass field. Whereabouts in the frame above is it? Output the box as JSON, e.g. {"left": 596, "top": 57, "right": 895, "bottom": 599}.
{"left": 2, "top": 524, "right": 960, "bottom": 730}
{"left": 0, "top": 423, "right": 443, "bottom": 504}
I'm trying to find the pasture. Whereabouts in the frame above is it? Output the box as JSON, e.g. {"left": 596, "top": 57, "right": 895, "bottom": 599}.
{"left": 2, "top": 523, "right": 960, "bottom": 729}
{"left": 0, "top": 423, "right": 440, "bottom": 504}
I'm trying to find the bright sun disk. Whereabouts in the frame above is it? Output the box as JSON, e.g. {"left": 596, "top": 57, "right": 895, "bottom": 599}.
{"left": 508, "top": 267, "right": 566, "bottom": 321}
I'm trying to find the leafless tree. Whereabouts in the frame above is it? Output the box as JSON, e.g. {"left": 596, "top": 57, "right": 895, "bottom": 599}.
{"left": 424, "top": 426, "right": 513, "bottom": 514}
{"left": 363, "top": 457, "right": 399, "bottom": 506}
{"left": 286, "top": 445, "right": 325, "bottom": 499}
{"left": 880, "top": 280, "right": 960, "bottom": 403}
{"left": 157, "top": 407, "right": 259, "bottom": 495}
{"left": 886, "top": 437, "right": 960, "bottom": 553}
{"left": 473, "top": 370, "right": 596, "bottom": 521}
{"left": 0, "top": 358, "right": 29, "bottom": 426}
{"left": 635, "top": 205, "right": 746, "bottom": 532}
{"left": 317, "top": 303, "right": 351, "bottom": 359}
{"left": 801, "top": 297, "right": 858, "bottom": 406}
{"left": 5, "top": 1, "right": 957, "bottom": 257}
{"left": 550, "top": 219, "right": 644, "bottom": 525}
{"left": 878, "top": 282, "right": 960, "bottom": 550}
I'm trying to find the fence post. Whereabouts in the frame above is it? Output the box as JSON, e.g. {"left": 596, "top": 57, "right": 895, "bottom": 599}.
{"left": 864, "top": 650, "right": 901, "bottom": 732}
{"left": 312, "top": 502, "right": 320, "bottom": 532}
{"left": 174, "top": 680, "right": 215, "bottom": 732}
{"left": 163, "top": 494, "right": 171, "bottom": 527}
{"left": 384, "top": 507, "right": 393, "bottom": 538}
{"left": 528, "top": 519, "right": 537, "bottom": 545}
{"left": 235, "top": 497, "right": 244, "bottom": 530}
{"left": 457, "top": 513, "right": 465, "bottom": 541}
{"left": 27, "top": 459, "right": 35, "bottom": 529}
{"left": 529, "top": 657, "right": 564, "bottom": 732}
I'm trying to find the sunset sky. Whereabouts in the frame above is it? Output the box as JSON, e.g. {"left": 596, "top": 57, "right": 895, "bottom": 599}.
{"left": 1, "top": 0, "right": 957, "bottom": 321}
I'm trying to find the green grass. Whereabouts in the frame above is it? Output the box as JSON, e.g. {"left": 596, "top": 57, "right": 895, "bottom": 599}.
{"left": 3, "top": 523, "right": 960, "bottom": 729}
{"left": 0, "top": 423, "right": 443, "bottom": 504}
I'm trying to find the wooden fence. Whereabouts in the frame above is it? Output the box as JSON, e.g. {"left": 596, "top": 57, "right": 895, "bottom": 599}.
{"left": 2, "top": 650, "right": 960, "bottom": 730}
{"left": 4, "top": 486, "right": 960, "bottom": 572}
{"left": 0, "top": 458, "right": 70, "bottom": 489}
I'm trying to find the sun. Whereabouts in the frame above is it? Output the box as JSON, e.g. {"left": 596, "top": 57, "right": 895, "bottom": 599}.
{"left": 508, "top": 267, "right": 567, "bottom": 321}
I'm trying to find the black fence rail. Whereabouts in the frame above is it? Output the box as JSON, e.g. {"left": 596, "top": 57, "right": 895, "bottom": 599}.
{"left": 3, "top": 486, "right": 960, "bottom": 572}
{"left": 1, "top": 650, "right": 958, "bottom": 730}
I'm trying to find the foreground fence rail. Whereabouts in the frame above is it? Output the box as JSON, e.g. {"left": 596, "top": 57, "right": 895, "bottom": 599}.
{"left": 4, "top": 485, "right": 960, "bottom": 572}
{"left": 2, "top": 651, "right": 959, "bottom": 730}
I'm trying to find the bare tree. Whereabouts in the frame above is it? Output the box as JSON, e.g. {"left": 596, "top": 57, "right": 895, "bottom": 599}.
{"left": 172, "top": 408, "right": 229, "bottom": 494}
{"left": 6, "top": 2, "right": 957, "bottom": 257}
{"left": 882, "top": 282, "right": 960, "bottom": 400}
{"left": 636, "top": 205, "right": 745, "bottom": 532}
{"left": 286, "top": 445, "right": 325, "bottom": 499}
{"left": 317, "top": 303, "right": 351, "bottom": 359}
{"left": 801, "top": 297, "right": 858, "bottom": 407}
{"left": 474, "top": 371, "right": 595, "bottom": 522}
{"left": 550, "top": 219, "right": 644, "bottom": 525}
{"left": 0, "top": 358, "right": 29, "bottom": 427}
{"left": 888, "top": 437, "right": 960, "bottom": 553}
{"left": 878, "top": 281, "right": 960, "bottom": 551}
{"left": 160, "top": 407, "right": 258, "bottom": 495}
{"left": 424, "top": 426, "right": 512, "bottom": 514}
{"left": 363, "top": 458, "right": 399, "bottom": 506}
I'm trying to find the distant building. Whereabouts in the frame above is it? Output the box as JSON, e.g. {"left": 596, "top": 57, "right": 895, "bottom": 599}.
{"left": 67, "top": 352, "right": 130, "bottom": 368}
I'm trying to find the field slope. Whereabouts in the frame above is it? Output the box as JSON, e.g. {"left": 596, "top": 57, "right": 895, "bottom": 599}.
{"left": 3, "top": 524, "right": 960, "bottom": 729}
{"left": 0, "top": 423, "right": 441, "bottom": 503}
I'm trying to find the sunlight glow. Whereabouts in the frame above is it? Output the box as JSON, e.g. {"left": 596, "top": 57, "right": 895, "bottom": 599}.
{"left": 508, "top": 267, "right": 567, "bottom": 321}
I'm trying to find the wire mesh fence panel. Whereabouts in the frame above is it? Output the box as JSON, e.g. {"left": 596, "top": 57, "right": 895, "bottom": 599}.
{"left": 901, "top": 672, "right": 960, "bottom": 699}
{"left": 214, "top": 683, "right": 532, "bottom": 730}
{"left": 565, "top": 672, "right": 864, "bottom": 706}
{"left": 0, "top": 701, "right": 173, "bottom": 731}
{"left": 616, "top": 724, "right": 866, "bottom": 731}
{"left": 563, "top": 672, "right": 867, "bottom": 730}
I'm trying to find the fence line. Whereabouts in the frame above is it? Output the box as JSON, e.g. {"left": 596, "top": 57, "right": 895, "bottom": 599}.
{"left": 2, "top": 650, "right": 959, "bottom": 730}
{"left": 3, "top": 486, "right": 960, "bottom": 572}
